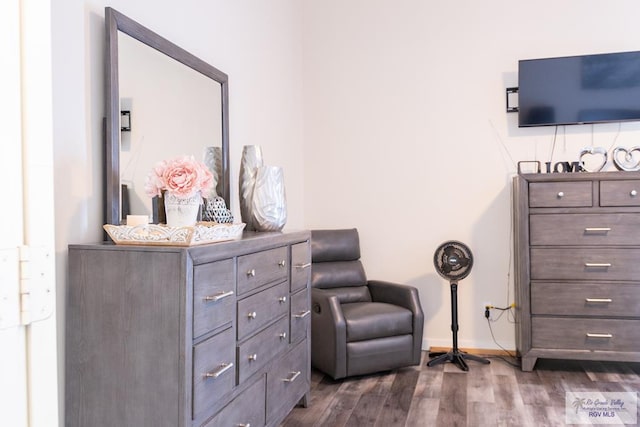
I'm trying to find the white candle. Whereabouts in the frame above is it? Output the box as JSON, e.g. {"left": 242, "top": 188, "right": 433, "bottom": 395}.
{"left": 126, "top": 215, "right": 149, "bottom": 226}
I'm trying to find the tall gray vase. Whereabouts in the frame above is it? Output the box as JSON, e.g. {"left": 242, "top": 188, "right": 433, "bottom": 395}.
{"left": 203, "top": 146, "right": 222, "bottom": 198}
{"left": 239, "top": 145, "right": 264, "bottom": 230}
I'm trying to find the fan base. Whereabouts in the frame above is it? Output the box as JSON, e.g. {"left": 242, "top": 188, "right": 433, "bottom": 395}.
{"left": 427, "top": 349, "right": 490, "bottom": 371}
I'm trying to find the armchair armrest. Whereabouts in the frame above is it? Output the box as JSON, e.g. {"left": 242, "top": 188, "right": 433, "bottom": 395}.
{"left": 367, "top": 280, "right": 424, "bottom": 317}
{"left": 311, "top": 288, "right": 348, "bottom": 379}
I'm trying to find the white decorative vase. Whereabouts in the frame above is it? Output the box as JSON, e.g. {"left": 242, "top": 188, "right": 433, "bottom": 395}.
{"left": 203, "top": 146, "right": 222, "bottom": 198}
{"left": 251, "top": 166, "right": 287, "bottom": 232}
{"left": 164, "top": 191, "right": 201, "bottom": 227}
{"left": 239, "top": 145, "right": 264, "bottom": 230}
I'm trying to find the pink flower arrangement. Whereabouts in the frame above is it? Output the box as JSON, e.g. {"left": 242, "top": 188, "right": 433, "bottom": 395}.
{"left": 145, "top": 155, "right": 214, "bottom": 199}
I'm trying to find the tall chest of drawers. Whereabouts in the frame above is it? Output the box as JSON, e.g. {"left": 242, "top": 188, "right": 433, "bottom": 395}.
{"left": 514, "top": 172, "right": 640, "bottom": 371}
{"left": 66, "top": 231, "right": 311, "bottom": 426}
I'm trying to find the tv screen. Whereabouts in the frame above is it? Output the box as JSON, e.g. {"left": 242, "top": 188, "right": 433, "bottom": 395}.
{"left": 518, "top": 51, "right": 640, "bottom": 127}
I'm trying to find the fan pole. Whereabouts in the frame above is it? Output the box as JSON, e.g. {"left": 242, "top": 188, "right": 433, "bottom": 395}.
{"left": 427, "top": 280, "right": 491, "bottom": 371}
{"left": 450, "top": 282, "right": 459, "bottom": 351}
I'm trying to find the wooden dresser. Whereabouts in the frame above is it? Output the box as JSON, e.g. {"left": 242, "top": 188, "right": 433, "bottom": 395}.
{"left": 513, "top": 172, "right": 640, "bottom": 371}
{"left": 66, "top": 231, "right": 311, "bottom": 426}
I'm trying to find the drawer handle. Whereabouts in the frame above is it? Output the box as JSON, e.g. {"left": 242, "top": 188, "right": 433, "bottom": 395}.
{"left": 247, "top": 269, "right": 256, "bottom": 277}
{"left": 294, "top": 310, "right": 311, "bottom": 319}
{"left": 279, "top": 332, "right": 287, "bottom": 340}
{"left": 631, "top": 190, "right": 638, "bottom": 197}
{"left": 204, "top": 362, "right": 234, "bottom": 379}
{"left": 278, "top": 260, "right": 286, "bottom": 268}
{"left": 283, "top": 371, "right": 301, "bottom": 383}
{"left": 236, "top": 424, "right": 250, "bottom": 427}
{"left": 295, "top": 262, "right": 311, "bottom": 269}
{"left": 248, "top": 311, "right": 257, "bottom": 319}
{"left": 585, "top": 298, "right": 613, "bottom": 303}
{"left": 584, "top": 263, "right": 612, "bottom": 268}
{"left": 584, "top": 227, "right": 611, "bottom": 233}
{"left": 248, "top": 353, "right": 258, "bottom": 362}
{"left": 203, "top": 290, "right": 234, "bottom": 303}
{"left": 278, "top": 296, "right": 287, "bottom": 303}
{"left": 557, "top": 191, "right": 564, "bottom": 198}
{"left": 586, "top": 333, "right": 613, "bottom": 339}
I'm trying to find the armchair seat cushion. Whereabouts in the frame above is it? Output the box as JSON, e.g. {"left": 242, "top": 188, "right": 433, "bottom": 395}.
{"left": 342, "top": 302, "right": 413, "bottom": 342}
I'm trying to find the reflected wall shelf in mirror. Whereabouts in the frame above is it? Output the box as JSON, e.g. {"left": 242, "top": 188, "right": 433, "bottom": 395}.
{"left": 105, "top": 7, "right": 230, "bottom": 227}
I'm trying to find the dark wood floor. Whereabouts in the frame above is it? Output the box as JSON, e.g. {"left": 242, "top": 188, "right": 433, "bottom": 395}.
{"left": 281, "top": 352, "right": 640, "bottom": 426}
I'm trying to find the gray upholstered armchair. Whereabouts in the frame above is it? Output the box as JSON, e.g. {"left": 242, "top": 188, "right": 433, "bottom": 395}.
{"left": 310, "top": 228, "right": 424, "bottom": 380}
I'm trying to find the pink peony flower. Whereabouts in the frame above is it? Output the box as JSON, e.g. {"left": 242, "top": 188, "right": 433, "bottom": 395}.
{"left": 145, "top": 155, "right": 214, "bottom": 199}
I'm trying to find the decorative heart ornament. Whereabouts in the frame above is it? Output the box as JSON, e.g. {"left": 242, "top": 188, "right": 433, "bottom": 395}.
{"left": 613, "top": 146, "right": 640, "bottom": 171}
{"left": 578, "top": 146, "right": 608, "bottom": 172}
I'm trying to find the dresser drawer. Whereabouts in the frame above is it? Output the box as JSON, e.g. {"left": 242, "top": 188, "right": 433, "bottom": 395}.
{"left": 529, "top": 181, "right": 593, "bottom": 208}
{"left": 530, "top": 248, "right": 640, "bottom": 281}
{"left": 291, "top": 242, "right": 311, "bottom": 292}
{"left": 237, "top": 281, "right": 289, "bottom": 341}
{"left": 532, "top": 317, "right": 640, "bottom": 351}
{"left": 531, "top": 282, "right": 640, "bottom": 316}
{"left": 203, "top": 375, "right": 266, "bottom": 427}
{"left": 530, "top": 213, "right": 640, "bottom": 246}
{"left": 267, "top": 340, "right": 309, "bottom": 423}
{"left": 193, "top": 259, "right": 235, "bottom": 339}
{"left": 237, "top": 246, "right": 288, "bottom": 295}
{"left": 600, "top": 180, "right": 640, "bottom": 207}
{"left": 290, "top": 288, "right": 310, "bottom": 343}
{"left": 237, "top": 315, "right": 289, "bottom": 383}
{"left": 192, "top": 327, "right": 235, "bottom": 420}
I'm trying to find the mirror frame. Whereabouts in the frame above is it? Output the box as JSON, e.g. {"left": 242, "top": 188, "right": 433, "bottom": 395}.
{"left": 105, "top": 7, "right": 230, "bottom": 226}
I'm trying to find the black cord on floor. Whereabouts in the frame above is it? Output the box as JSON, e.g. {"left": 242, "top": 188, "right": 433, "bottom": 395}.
{"left": 486, "top": 317, "right": 520, "bottom": 368}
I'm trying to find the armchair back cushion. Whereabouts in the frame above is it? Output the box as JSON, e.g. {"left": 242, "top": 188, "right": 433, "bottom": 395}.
{"left": 311, "top": 229, "right": 371, "bottom": 303}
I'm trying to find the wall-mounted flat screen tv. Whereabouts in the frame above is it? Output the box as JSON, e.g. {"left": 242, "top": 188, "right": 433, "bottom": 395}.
{"left": 518, "top": 51, "right": 640, "bottom": 127}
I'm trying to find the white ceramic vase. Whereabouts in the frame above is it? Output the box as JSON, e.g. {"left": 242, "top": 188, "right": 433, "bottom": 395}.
{"left": 164, "top": 191, "right": 201, "bottom": 227}
{"left": 251, "top": 166, "right": 287, "bottom": 231}
{"left": 239, "top": 145, "right": 264, "bottom": 230}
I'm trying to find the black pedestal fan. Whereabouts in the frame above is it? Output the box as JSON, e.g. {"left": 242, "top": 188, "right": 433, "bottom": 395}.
{"left": 427, "top": 241, "right": 490, "bottom": 371}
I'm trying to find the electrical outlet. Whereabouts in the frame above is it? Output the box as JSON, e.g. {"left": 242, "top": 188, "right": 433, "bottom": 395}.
{"left": 483, "top": 301, "right": 492, "bottom": 320}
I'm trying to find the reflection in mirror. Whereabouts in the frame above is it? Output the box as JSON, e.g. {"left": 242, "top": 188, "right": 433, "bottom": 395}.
{"left": 118, "top": 31, "right": 222, "bottom": 220}
{"left": 105, "top": 7, "right": 229, "bottom": 226}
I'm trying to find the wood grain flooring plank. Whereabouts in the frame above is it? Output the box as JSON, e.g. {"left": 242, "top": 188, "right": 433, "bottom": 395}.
{"left": 373, "top": 369, "right": 420, "bottom": 427}
{"left": 405, "top": 397, "right": 439, "bottom": 426}
{"left": 435, "top": 372, "right": 467, "bottom": 427}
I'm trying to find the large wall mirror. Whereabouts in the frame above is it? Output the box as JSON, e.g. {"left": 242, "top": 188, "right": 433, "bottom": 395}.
{"left": 105, "top": 7, "right": 230, "bottom": 226}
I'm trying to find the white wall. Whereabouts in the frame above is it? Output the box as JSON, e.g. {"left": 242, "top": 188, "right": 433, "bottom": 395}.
{"left": 301, "top": 0, "right": 640, "bottom": 350}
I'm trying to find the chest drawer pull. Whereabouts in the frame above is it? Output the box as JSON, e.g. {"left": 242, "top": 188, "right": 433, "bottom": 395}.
{"left": 584, "top": 263, "right": 612, "bottom": 268}
{"left": 278, "top": 296, "right": 287, "bottom": 303}
{"left": 247, "top": 311, "right": 257, "bottom": 319}
{"left": 293, "top": 310, "right": 311, "bottom": 319}
{"left": 204, "top": 362, "right": 234, "bottom": 379}
{"left": 203, "top": 290, "right": 234, "bottom": 302}
{"left": 236, "top": 424, "right": 250, "bottom": 427}
{"left": 586, "top": 333, "right": 613, "bottom": 339}
{"left": 279, "top": 332, "right": 287, "bottom": 340}
{"left": 557, "top": 191, "right": 564, "bottom": 198}
{"left": 248, "top": 353, "right": 258, "bottom": 362}
{"left": 295, "top": 262, "right": 311, "bottom": 269}
{"left": 278, "top": 260, "right": 286, "bottom": 268}
{"left": 246, "top": 269, "right": 256, "bottom": 277}
{"left": 585, "top": 298, "right": 613, "bottom": 303}
{"left": 631, "top": 190, "right": 638, "bottom": 197}
{"left": 584, "top": 227, "right": 611, "bottom": 233}
{"left": 283, "top": 371, "right": 301, "bottom": 383}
